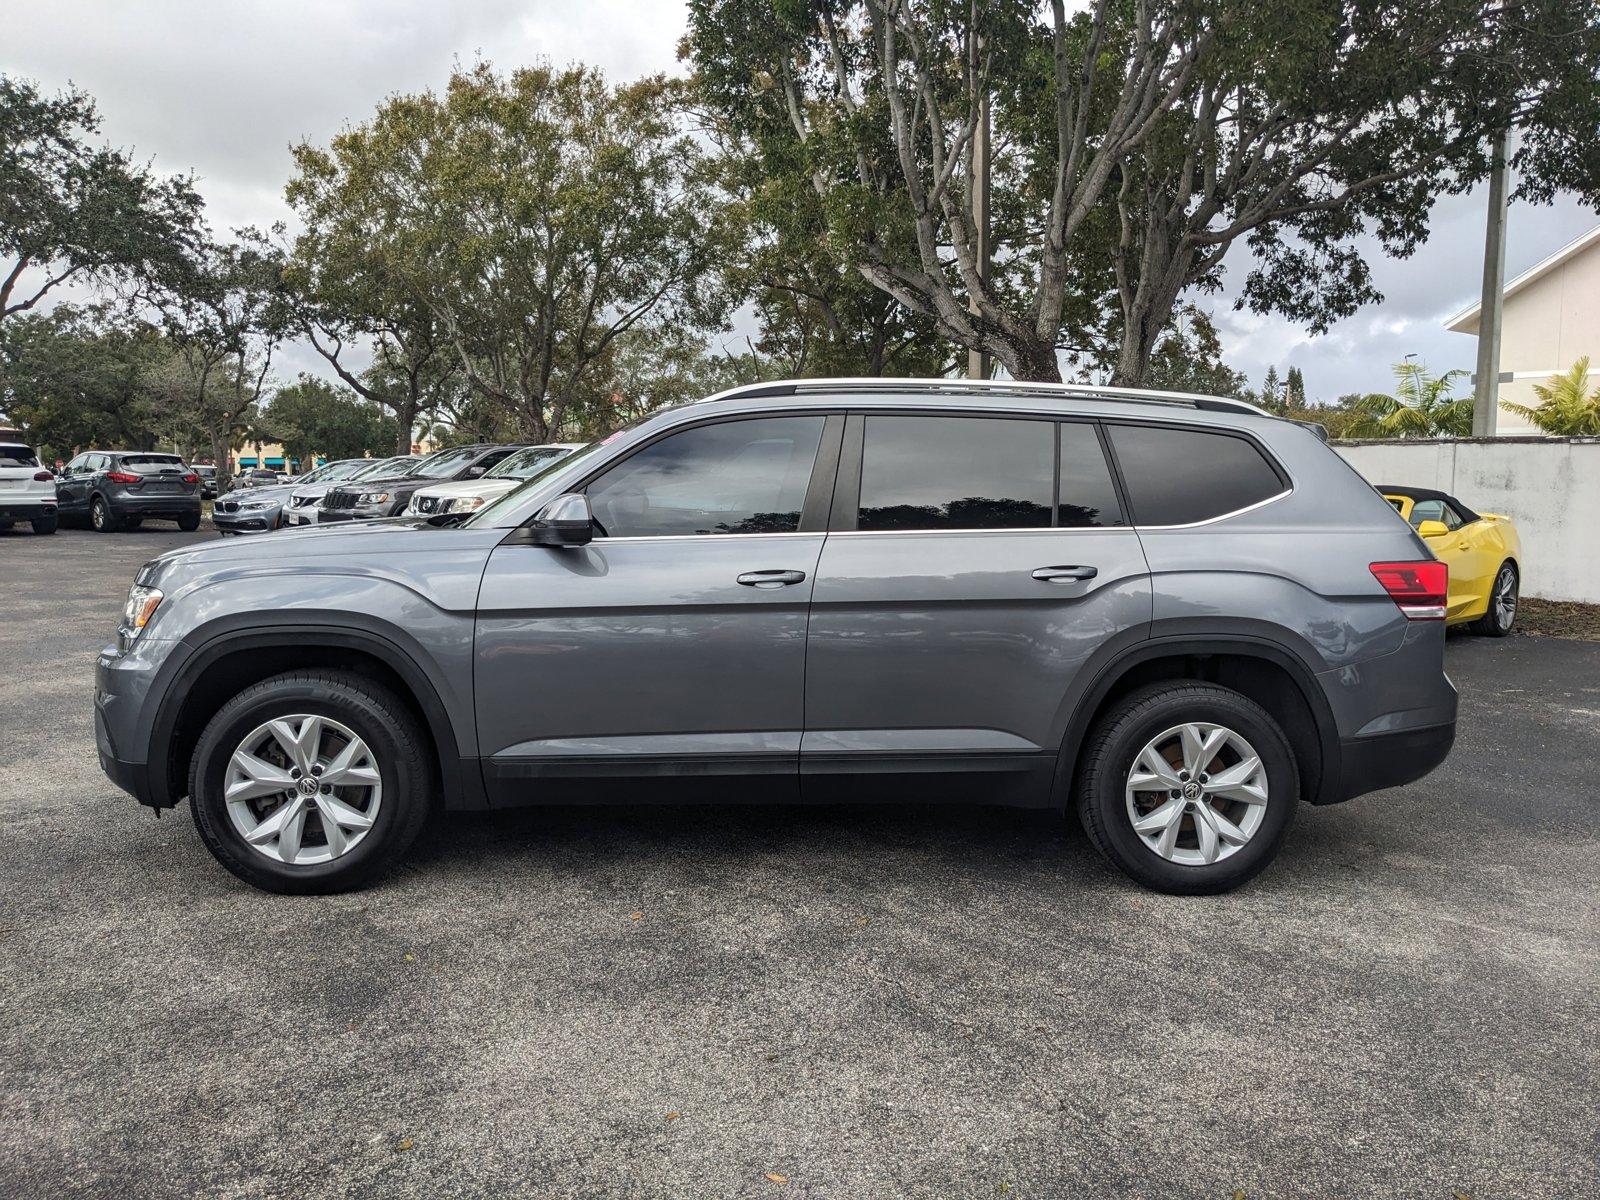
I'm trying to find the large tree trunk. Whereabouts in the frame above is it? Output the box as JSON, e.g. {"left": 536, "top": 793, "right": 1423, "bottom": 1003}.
{"left": 998, "top": 334, "right": 1064, "bottom": 383}
{"left": 211, "top": 430, "right": 231, "bottom": 492}
{"left": 396, "top": 395, "right": 417, "bottom": 456}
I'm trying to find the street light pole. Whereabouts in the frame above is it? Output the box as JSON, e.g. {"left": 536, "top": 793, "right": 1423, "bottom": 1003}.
{"left": 1472, "top": 130, "right": 1510, "bottom": 437}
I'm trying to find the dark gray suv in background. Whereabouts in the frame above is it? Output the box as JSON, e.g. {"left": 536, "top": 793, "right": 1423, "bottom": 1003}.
{"left": 96, "top": 380, "right": 1456, "bottom": 895}
{"left": 58, "top": 450, "right": 202, "bottom": 532}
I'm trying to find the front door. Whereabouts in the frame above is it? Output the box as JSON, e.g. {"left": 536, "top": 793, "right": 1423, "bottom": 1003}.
{"left": 802, "top": 413, "right": 1152, "bottom": 803}
{"left": 474, "top": 413, "right": 839, "bottom": 804}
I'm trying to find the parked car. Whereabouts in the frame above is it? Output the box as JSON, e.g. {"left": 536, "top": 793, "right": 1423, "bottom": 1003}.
{"left": 0, "top": 442, "right": 59, "bottom": 534}
{"left": 192, "top": 465, "right": 218, "bottom": 500}
{"left": 232, "top": 469, "right": 284, "bottom": 489}
{"left": 318, "top": 444, "right": 524, "bottom": 523}
{"left": 284, "top": 456, "right": 420, "bottom": 527}
{"left": 98, "top": 379, "right": 1457, "bottom": 896}
{"left": 1379, "top": 485, "right": 1522, "bottom": 636}
{"left": 57, "top": 451, "right": 201, "bottom": 532}
{"left": 211, "top": 460, "right": 371, "bottom": 535}
{"left": 406, "top": 443, "right": 584, "bottom": 516}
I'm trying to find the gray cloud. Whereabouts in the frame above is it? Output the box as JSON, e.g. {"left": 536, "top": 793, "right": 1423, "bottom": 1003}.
{"left": 7, "top": 2, "right": 1597, "bottom": 401}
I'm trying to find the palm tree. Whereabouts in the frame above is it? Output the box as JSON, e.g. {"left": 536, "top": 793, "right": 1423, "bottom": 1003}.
{"left": 1346, "top": 361, "right": 1473, "bottom": 438}
{"left": 1501, "top": 358, "right": 1600, "bottom": 436}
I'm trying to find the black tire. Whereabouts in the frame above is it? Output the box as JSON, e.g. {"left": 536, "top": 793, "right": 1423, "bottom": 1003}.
{"left": 90, "top": 494, "right": 119, "bottom": 533}
{"left": 123, "top": 517, "right": 143, "bottom": 530}
{"left": 189, "top": 670, "right": 435, "bottom": 894}
{"left": 1470, "top": 561, "right": 1518, "bottom": 637}
{"left": 1075, "top": 682, "right": 1299, "bottom": 895}
{"left": 31, "top": 514, "right": 57, "bottom": 535}
{"left": 0, "top": 521, "right": 11, "bottom": 531}
{"left": 177, "top": 511, "right": 201, "bottom": 532}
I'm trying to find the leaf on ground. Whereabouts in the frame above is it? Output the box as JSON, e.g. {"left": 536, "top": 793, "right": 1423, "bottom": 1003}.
{"left": 395, "top": 1138, "right": 414, "bottom": 1152}
{"left": 630, "top": 911, "right": 644, "bottom": 921}
{"left": 665, "top": 1111, "right": 680, "bottom": 1121}
{"left": 764, "top": 1172, "right": 787, "bottom": 1184}
{"left": 855, "top": 916, "right": 870, "bottom": 926}
{"left": 403, "top": 953, "right": 415, "bottom": 962}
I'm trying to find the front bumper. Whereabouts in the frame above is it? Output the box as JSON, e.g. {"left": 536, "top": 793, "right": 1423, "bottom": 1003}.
{"left": 0, "top": 500, "right": 54, "bottom": 521}
{"left": 318, "top": 502, "right": 402, "bottom": 523}
{"left": 212, "top": 505, "right": 281, "bottom": 533}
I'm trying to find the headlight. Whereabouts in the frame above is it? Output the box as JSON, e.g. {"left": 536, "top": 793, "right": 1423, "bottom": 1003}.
{"left": 445, "top": 495, "right": 486, "bottom": 513}
{"left": 358, "top": 492, "right": 391, "bottom": 505}
{"left": 121, "top": 584, "right": 164, "bottom": 640}
{"left": 239, "top": 499, "right": 274, "bottom": 511}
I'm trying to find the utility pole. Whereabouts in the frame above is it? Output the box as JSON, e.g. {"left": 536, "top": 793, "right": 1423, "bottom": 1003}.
{"left": 1472, "top": 130, "right": 1510, "bottom": 437}
{"left": 967, "top": 33, "right": 991, "bottom": 382}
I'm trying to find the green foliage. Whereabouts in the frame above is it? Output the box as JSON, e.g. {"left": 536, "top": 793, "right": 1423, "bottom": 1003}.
{"left": 1346, "top": 362, "right": 1473, "bottom": 438}
{"left": 1142, "top": 306, "right": 1248, "bottom": 398}
{"left": 1500, "top": 358, "right": 1600, "bottom": 436}
{"left": 1, "top": 75, "right": 204, "bottom": 323}
{"left": 263, "top": 375, "right": 400, "bottom": 464}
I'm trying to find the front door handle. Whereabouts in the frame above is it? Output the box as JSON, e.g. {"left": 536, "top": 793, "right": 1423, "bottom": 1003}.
{"left": 737, "top": 569, "right": 807, "bottom": 589}
{"left": 1032, "top": 565, "right": 1098, "bottom": 583}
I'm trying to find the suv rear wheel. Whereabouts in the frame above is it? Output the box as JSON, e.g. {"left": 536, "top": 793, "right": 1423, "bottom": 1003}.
{"left": 1076, "top": 682, "right": 1299, "bottom": 895}
{"left": 189, "top": 670, "right": 434, "bottom": 893}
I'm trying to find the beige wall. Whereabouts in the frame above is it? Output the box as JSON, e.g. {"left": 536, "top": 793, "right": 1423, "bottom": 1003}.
{"left": 1455, "top": 233, "right": 1600, "bottom": 436}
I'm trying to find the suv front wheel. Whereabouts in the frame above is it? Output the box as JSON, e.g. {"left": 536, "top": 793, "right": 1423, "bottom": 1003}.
{"left": 1076, "top": 682, "right": 1299, "bottom": 895}
{"left": 189, "top": 670, "right": 434, "bottom": 893}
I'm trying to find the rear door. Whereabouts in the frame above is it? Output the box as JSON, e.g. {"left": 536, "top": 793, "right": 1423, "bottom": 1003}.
{"left": 474, "top": 412, "right": 842, "bottom": 803}
{"left": 801, "top": 412, "right": 1152, "bottom": 802}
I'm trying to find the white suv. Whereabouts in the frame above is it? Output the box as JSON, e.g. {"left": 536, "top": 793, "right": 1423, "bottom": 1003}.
{"left": 406, "top": 443, "right": 583, "bottom": 517}
{"left": 0, "top": 443, "right": 58, "bottom": 535}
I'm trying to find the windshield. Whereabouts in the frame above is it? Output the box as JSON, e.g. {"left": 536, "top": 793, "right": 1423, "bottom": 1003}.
{"left": 351, "top": 456, "right": 418, "bottom": 481}
{"left": 411, "top": 447, "right": 481, "bottom": 479}
{"left": 488, "top": 444, "right": 579, "bottom": 480}
{"left": 467, "top": 440, "right": 606, "bottom": 526}
{"left": 305, "top": 459, "right": 368, "bottom": 484}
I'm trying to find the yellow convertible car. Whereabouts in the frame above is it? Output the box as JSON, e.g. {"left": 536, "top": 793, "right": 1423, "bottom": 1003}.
{"left": 1380, "top": 485, "right": 1522, "bottom": 636}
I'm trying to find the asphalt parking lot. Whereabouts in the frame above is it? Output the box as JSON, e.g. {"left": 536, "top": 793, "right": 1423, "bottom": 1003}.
{"left": 2, "top": 525, "right": 1597, "bottom": 1199}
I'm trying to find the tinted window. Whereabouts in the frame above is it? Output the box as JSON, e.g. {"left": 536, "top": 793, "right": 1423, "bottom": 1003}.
{"left": 858, "top": 416, "right": 1052, "bottom": 531}
{"left": 0, "top": 445, "right": 38, "bottom": 467}
{"left": 587, "top": 416, "right": 824, "bottom": 538}
{"left": 1058, "top": 424, "right": 1123, "bottom": 527}
{"left": 1408, "top": 499, "right": 1464, "bottom": 530}
{"left": 1107, "top": 425, "right": 1284, "bottom": 526}
{"left": 412, "top": 448, "right": 480, "bottom": 479}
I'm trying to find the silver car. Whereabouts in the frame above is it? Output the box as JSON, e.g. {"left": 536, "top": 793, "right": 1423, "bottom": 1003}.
{"left": 97, "top": 379, "right": 1456, "bottom": 895}
{"left": 282, "top": 456, "right": 420, "bottom": 526}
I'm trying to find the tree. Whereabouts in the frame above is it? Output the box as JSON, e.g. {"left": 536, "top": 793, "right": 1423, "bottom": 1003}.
{"left": 1501, "top": 358, "right": 1600, "bottom": 436}
{"left": 1347, "top": 362, "right": 1473, "bottom": 438}
{"left": 1142, "top": 305, "right": 1247, "bottom": 398}
{"left": 285, "top": 63, "right": 726, "bottom": 445}
{"left": 1, "top": 75, "right": 203, "bottom": 327}
{"left": 1286, "top": 367, "right": 1307, "bottom": 410}
{"left": 263, "top": 375, "right": 401, "bottom": 463}
{"left": 684, "top": 1, "right": 1600, "bottom": 384}
{"left": 0, "top": 305, "right": 178, "bottom": 459}
{"left": 1259, "top": 366, "right": 1284, "bottom": 415}
{"left": 159, "top": 242, "right": 287, "bottom": 488}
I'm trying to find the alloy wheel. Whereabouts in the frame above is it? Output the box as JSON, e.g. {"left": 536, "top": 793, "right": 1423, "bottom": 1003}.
{"left": 1494, "top": 566, "right": 1517, "bottom": 628}
{"left": 224, "top": 713, "right": 382, "bottom": 865}
{"left": 1124, "top": 722, "right": 1269, "bottom": 866}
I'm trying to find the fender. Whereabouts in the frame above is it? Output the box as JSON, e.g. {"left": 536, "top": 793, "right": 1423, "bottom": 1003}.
{"left": 145, "top": 615, "right": 486, "bottom": 811}
{"left": 1051, "top": 632, "right": 1342, "bottom": 807}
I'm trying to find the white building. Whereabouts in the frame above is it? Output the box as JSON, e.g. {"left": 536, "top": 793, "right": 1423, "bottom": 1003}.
{"left": 1446, "top": 224, "right": 1600, "bottom": 435}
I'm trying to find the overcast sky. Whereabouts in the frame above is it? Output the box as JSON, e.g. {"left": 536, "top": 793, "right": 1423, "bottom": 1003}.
{"left": 8, "top": 0, "right": 1597, "bottom": 401}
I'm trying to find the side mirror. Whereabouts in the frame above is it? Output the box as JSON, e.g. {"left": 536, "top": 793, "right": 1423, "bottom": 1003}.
{"left": 1416, "top": 520, "right": 1450, "bottom": 539}
{"left": 525, "top": 492, "right": 594, "bottom": 547}
{"left": 465, "top": 465, "right": 486, "bottom": 478}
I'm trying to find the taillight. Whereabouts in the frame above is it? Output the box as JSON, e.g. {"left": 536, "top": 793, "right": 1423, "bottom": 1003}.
{"left": 1370, "top": 560, "right": 1448, "bottom": 620}
{"left": 182, "top": 472, "right": 199, "bottom": 485}
{"left": 105, "top": 470, "right": 140, "bottom": 484}
{"left": 33, "top": 470, "right": 53, "bottom": 482}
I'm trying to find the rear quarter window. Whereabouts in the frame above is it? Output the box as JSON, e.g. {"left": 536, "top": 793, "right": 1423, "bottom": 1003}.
{"left": 1107, "top": 424, "right": 1286, "bottom": 526}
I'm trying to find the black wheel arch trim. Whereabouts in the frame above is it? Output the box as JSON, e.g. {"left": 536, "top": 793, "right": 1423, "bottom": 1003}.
{"left": 1051, "top": 632, "right": 1342, "bottom": 807}
{"left": 144, "top": 616, "right": 484, "bottom": 811}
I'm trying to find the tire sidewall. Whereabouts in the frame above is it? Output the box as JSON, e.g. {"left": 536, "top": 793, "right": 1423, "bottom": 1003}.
{"left": 1091, "top": 689, "right": 1298, "bottom": 894}
{"left": 91, "top": 496, "right": 111, "bottom": 531}
{"left": 191, "top": 678, "right": 422, "bottom": 890}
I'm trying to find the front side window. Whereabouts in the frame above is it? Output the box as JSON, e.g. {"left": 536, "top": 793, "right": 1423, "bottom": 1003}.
{"left": 1408, "top": 499, "right": 1464, "bottom": 530}
{"left": 857, "top": 415, "right": 1053, "bottom": 531}
{"left": 1058, "top": 424, "right": 1124, "bottom": 527}
{"left": 1106, "top": 424, "right": 1285, "bottom": 526}
{"left": 586, "top": 416, "right": 825, "bottom": 538}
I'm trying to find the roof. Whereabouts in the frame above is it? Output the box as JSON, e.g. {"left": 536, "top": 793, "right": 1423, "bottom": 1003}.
{"left": 1375, "top": 483, "right": 1481, "bottom": 524}
{"left": 1445, "top": 224, "right": 1600, "bottom": 334}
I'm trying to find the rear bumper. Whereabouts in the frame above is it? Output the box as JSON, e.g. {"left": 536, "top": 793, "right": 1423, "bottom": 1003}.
{"left": 1335, "top": 721, "right": 1456, "bottom": 803}
{"left": 0, "top": 500, "right": 54, "bottom": 521}
{"left": 111, "top": 496, "right": 201, "bottom": 517}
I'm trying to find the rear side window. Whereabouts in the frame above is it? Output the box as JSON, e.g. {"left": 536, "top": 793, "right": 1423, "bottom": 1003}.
{"left": 1107, "top": 424, "right": 1285, "bottom": 526}
{"left": 857, "top": 415, "right": 1053, "bottom": 531}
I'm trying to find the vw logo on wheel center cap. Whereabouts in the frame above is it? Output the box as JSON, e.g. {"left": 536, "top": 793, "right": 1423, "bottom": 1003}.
{"left": 1182, "top": 781, "right": 1202, "bottom": 801}
{"left": 297, "top": 777, "right": 319, "bottom": 796}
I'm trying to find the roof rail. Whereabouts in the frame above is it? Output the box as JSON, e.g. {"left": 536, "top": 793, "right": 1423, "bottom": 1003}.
{"left": 701, "top": 376, "right": 1270, "bottom": 418}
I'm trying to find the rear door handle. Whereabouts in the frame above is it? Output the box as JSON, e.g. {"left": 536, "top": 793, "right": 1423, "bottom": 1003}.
{"left": 1032, "top": 565, "right": 1098, "bottom": 583}
{"left": 737, "top": 569, "right": 807, "bottom": 589}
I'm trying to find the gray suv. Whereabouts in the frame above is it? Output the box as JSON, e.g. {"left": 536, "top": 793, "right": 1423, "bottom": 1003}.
{"left": 95, "top": 380, "right": 1456, "bottom": 895}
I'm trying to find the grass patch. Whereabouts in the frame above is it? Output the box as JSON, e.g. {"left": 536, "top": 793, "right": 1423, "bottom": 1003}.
{"left": 1516, "top": 597, "right": 1600, "bottom": 642}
